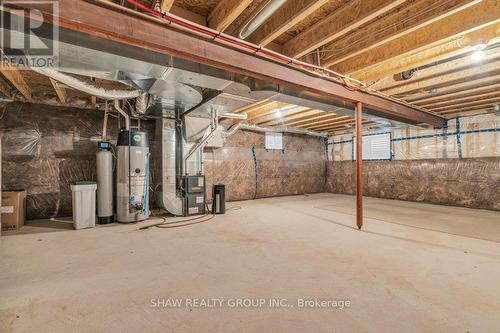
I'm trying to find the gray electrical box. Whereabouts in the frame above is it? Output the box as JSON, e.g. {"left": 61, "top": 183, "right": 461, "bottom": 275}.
{"left": 184, "top": 175, "right": 205, "bottom": 194}
{"left": 185, "top": 193, "right": 205, "bottom": 216}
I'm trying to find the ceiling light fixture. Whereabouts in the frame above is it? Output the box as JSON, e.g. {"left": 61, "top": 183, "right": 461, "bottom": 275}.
{"left": 493, "top": 104, "right": 500, "bottom": 116}
{"left": 275, "top": 104, "right": 297, "bottom": 117}
{"left": 471, "top": 42, "right": 487, "bottom": 62}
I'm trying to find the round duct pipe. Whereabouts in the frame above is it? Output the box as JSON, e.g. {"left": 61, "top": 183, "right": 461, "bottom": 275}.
{"left": 239, "top": 0, "right": 288, "bottom": 40}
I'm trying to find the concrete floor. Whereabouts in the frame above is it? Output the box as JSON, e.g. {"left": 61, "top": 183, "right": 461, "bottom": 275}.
{"left": 1, "top": 193, "right": 499, "bottom": 332}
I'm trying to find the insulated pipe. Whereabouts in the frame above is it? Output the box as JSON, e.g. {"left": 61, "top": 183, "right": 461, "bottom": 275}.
{"left": 134, "top": 92, "right": 149, "bottom": 115}
{"left": 224, "top": 123, "right": 327, "bottom": 139}
{"left": 31, "top": 68, "right": 143, "bottom": 100}
{"left": 239, "top": 0, "right": 287, "bottom": 40}
{"left": 114, "top": 100, "right": 130, "bottom": 130}
{"left": 219, "top": 112, "right": 248, "bottom": 120}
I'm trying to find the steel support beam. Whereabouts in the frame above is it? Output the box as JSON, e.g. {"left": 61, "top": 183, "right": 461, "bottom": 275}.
{"left": 355, "top": 102, "right": 363, "bottom": 230}
{"left": 18, "top": 0, "right": 445, "bottom": 127}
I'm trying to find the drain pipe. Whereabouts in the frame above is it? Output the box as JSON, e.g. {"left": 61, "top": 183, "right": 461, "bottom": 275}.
{"left": 114, "top": 100, "right": 130, "bottom": 130}
{"left": 220, "top": 112, "right": 248, "bottom": 120}
{"left": 224, "top": 123, "right": 328, "bottom": 139}
{"left": 102, "top": 102, "right": 109, "bottom": 140}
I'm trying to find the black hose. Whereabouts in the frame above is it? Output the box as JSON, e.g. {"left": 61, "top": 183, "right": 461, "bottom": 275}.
{"left": 139, "top": 201, "right": 215, "bottom": 230}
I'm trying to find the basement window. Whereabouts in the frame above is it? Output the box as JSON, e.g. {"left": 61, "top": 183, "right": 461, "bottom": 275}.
{"left": 353, "top": 133, "right": 391, "bottom": 160}
{"left": 265, "top": 132, "right": 283, "bottom": 150}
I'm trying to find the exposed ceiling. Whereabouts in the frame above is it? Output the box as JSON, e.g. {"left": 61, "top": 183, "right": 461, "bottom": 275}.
{"left": 1, "top": 0, "right": 498, "bottom": 134}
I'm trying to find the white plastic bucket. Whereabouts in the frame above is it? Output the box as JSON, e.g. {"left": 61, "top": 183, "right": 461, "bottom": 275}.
{"left": 71, "top": 182, "right": 97, "bottom": 230}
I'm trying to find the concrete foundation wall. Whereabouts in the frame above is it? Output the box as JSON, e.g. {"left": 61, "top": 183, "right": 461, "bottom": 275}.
{"left": 204, "top": 130, "right": 327, "bottom": 201}
{"left": 0, "top": 103, "right": 326, "bottom": 219}
{"left": 2, "top": 102, "right": 497, "bottom": 218}
{"left": 326, "top": 158, "right": 500, "bottom": 211}
{"left": 0, "top": 103, "right": 157, "bottom": 220}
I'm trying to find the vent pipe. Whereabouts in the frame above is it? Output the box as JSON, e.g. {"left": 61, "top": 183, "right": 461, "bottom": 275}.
{"left": 239, "top": 0, "right": 288, "bottom": 40}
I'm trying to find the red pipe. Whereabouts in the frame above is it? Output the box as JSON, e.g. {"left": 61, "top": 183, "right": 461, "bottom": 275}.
{"left": 125, "top": 0, "right": 363, "bottom": 91}
{"left": 355, "top": 102, "right": 363, "bottom": 230}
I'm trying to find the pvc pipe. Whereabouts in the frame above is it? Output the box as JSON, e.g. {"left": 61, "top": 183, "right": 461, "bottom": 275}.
{"left": 114, "top": 100, "right": 130, "bottom": 130}
{"left": 220, "top": 112, "right": 248, "bottom": 120}
{"left": 102, "top": 102, "right": 109, "bottom": 140}
{"left": 239, "top": 0, "right": 287, "bottom": 40}
{"left": 224, "top": 123, "right": 327, "bottom": 138}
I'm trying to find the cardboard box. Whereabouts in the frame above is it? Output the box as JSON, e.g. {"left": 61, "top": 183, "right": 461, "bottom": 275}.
{"left": 1, "top": 190, "right": 27, "bottom": 234}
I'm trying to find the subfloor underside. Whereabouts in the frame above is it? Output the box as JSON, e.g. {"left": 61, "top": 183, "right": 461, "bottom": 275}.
{"left": 1, "top": 193, "right": 500, "bottom": 332}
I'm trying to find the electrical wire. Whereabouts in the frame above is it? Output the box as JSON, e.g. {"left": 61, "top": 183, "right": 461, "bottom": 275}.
{"left": 139, "top": 212, "right": 210, "bottom": 229}
{"left": 155, "top": 214, "right": 215, "bottom": 229}
{"left": 123, "top": 0, "right": 365, "bottom": 90}
{"left": 120, "top": 0, "right": 442, "bottom": 116}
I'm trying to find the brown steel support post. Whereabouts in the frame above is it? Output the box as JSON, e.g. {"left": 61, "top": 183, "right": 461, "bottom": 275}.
{"left": 355, "top": 102, "right": 363, "bottom": 230}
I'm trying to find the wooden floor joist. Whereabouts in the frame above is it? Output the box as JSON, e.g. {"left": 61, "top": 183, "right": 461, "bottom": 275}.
{"left": 374, "top": 49, "right": 500, "bottom": 91}
{"left": 0, "top": 62, "right": 33, "bottom": 102}
{"left": 208, "top": 0, "right": 252, "bottom": 32}
{"left": 406, "top": 75, "right": 500, "bottom": 102}
{"left": 332, "top": 0, "right": 500, "bottom": 76}
{"left": 49, "top": 78, "right": 67, "bottom": 104}
{"left": 351, "top": 23, "right": 500, "bottom": 83}
{"left": 417, "top": 90, "right": 500, "bottom": 108}
{"left": 160, "top": 0, "right": 175, "bottom": 12}
{"left": 302, "top": 117, "right": 357, "bottom": 130}
{"left": 248, "top": 0, "right": 330, "bottom": 47}
{"left": 260, "top": 110, "right": 324, "bottom": 126}
{"left": 384, "top": 61, "right": 500, "bottom": 96}
{"left": 30, "top": 0, "right": 443, "bottom": 127}
{"left": 413, "top": 82, "right": 500, "bottom": 104}
{"left": 429, "top": 97, "right": 500, "bottom": 112}
{"left": 0, "top": 76, "right": 12, "bottom": 98}
{"left": 253, "top": 107, "right": 311, "bottom": 125}
{"left": 282, "top": 0, "right": 406, "bottom": 58}
{"left": 321, "top": 0, "right": 481, "bottom": 68}
{"left": 438, "top": 103, "right": 497, "bottom": 115}
{"left": 441, "top": 108, "right": 493, "bottom": 118}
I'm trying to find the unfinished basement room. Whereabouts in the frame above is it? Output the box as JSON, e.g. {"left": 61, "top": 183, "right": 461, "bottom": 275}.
{"left": 0, "top": 0, "right": 499, "bottom": 332}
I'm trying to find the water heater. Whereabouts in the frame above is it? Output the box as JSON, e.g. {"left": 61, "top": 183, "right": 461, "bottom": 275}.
{"left": 116, "top": 130, "right": 150, "bottom": 223}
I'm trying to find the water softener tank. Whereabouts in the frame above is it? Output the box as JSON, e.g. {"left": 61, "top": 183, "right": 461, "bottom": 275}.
{"left": 96, "top": 141, "right": 113, "bottom": 224}
{"left": 116, "top": 130, "right": 150, "bottom": 223}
